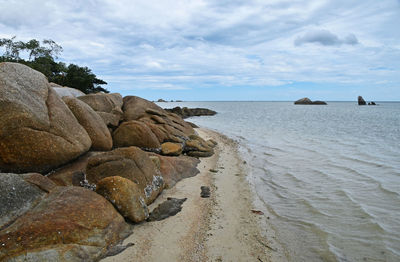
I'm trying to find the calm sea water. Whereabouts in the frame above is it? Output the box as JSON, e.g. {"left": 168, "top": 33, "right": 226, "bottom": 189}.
{"left": 161, "top": 101, "right": 400, "bottom": 262}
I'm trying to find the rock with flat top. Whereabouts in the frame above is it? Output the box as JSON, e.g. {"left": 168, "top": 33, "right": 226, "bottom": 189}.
{"left": 0, "top": 62, "right": 91, "bottom": 173}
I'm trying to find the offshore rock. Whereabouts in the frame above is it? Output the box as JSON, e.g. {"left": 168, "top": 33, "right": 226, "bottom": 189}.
{"left": 96, "top": 176, "right": 149, "bottom": 223}
{"left": 165, "top": 106, "right": 217, "bottom": 119}
{"left": 86, "top": 147, "right": 163, "bottom": 204}
{"left": 294, "top": 97, "right": 327, "bottom": 105}
{"left": 63, "top": 97, "right": 112, "bottom": 151}
{"left": 0, "top": 186, "right": 130, "bottom": 262}
{"left": 358, "top": 96, "right": 366, "bottom": 105}
{"left": 112, "top": 120, "right": 161, "bottom": 149}
{"left": 0, "top": 62, "right": 91, "bottom": 173}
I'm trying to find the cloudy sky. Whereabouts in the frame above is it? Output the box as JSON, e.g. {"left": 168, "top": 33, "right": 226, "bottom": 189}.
{"left": 1, "top": 0, "right": 399, "bottom": 101}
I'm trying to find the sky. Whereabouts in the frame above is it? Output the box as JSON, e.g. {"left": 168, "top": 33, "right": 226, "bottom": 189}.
{"left": 0, "top": 0, "right": 399, "bottom": 101}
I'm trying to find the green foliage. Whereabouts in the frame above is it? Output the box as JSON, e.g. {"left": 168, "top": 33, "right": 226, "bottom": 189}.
{"left": 0, "top": 36, "right": 108, "bottom": 94}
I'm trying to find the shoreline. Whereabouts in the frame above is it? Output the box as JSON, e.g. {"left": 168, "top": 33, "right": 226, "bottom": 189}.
{"left": 101, "top": 128, "right": 285, "bottom": 262}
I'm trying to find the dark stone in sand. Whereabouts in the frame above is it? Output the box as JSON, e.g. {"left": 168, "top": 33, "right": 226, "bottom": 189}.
{"left": 358, "top": 96, "right": 366, "bottom": 105}
{"left": 147, "top": 197, "right": 187, "bottom": 221}
{"left": 200, "top": 186, "right": 211, "bottom": 198}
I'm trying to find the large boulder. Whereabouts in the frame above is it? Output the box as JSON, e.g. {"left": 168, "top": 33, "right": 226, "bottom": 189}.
{"left": 78, "top": 93, "right": 123, "bottom": 127}
{"left": 148, "top": 154, "right": 200, "bottom": 188}
{"left": 112, "top": 120, "right": 161, "bottom": 149}
{"left": 96, "top": 176, "right": 149, "bottom": 223}
{"left": 86, "top": 147, "right": 164, "bottom": 204}
{"left": 122, "top": 96, "right": 196, "bottom": 143}
{"left": 63, "top": 97, "right": 112, "bottom": 151}
{"left": 0, "top": 62, "right": 91, "bottom": 173}
{"left": 0, "top": 186, "right": 130, "bottom": 261}
{"left": 122, "top": 96, "right": 164, "bottom": 121}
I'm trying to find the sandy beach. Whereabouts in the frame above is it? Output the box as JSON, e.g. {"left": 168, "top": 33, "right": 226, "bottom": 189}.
{"left": 101, "top": 128, "right": 285, "bottom": 262}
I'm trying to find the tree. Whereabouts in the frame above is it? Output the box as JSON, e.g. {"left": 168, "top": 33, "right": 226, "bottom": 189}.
{"left": 0, "top": 36, "right": 108, "bottom": 94}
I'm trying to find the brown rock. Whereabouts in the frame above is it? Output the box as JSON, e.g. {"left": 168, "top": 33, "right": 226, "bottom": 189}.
{"left": 47, "top": 152, "right": 99, "bottom": 186}
{"left": 78, "top": 93, "right": 123, "bottom": 127}
{"left": 184, "top": 135, "right": 214, "bottom": 157}
{"left": 96, "top": 176, "right": 149, "bottom": 223}
{"left": 22, "top": 173, "right": 57, "bottom": 193}
{"left": 0, "top": 62, "right": 91, "bottom": 173}
{"left": 86, "top": 147, "right": 163, "bottom": 204}
{"left": 0, "top": 186, "right": 130, "bottom": 261}
{"left": 161, "top": 142, "right": 183, "bottom": 156}
{"left": 112, "top": 120, "right": 161, "bottom": 149}
{"left": 123, "top": 96, "right": 163, "bottom": 121}
{"left": 63, "top": 97, "right": 112, "bottom": 151}
{"left": 149, "top": 154, "right": 200, "bottom": 188}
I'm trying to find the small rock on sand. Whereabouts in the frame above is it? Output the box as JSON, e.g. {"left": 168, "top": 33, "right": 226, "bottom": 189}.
{"left": 147, "top": 198, "right": 187, "bottom": 221}
{"left": 201, "top": 186, "right": 211, "bottom": 198}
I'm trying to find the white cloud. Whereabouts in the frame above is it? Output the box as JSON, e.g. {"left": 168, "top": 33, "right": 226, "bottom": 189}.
{"left": 0, "top": 0, "right": 399, "bottom": 99}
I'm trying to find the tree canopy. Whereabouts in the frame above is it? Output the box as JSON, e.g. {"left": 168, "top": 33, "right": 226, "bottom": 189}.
{"left": 0, "top": 36, "right": 108, "bottom": 94}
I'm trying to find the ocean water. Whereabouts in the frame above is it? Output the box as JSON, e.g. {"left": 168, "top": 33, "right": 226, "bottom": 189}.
{"left": 160, "top": 101, "right": 400, "bottom": 262}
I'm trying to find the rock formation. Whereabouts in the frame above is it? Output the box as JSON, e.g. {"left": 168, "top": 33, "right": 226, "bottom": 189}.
{"left": 294, "top": 97, "right": 327, "bottom": 105}
{"left": 0, "top": 61, "right": 216, "bottom": 261}
{"left": 165, "top": 106, "right": 217, "bottom": 119}
{"left": 0, "top": 63, "right": 91, "bottom": 173}
{"left": 358, "top": 96, "right": 366, "bottom": 105}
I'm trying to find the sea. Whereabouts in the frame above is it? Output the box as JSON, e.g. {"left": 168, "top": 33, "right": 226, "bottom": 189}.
{"left": 159, "top": 101, "right": 400, "bottom": 262}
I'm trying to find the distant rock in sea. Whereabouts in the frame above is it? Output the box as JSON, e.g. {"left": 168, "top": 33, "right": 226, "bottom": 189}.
{"left": 294, "top": 97, "right": 327, "bottom": 105}
{"left": 165, "top": 106, "right": 217, "bottom": 118}
{"left": 368, "top": 101, "right": 376, "bottom": 105}
{"left": 157, "top": 98, "right": 167, "bottom": 102}
{"left": 358, "top": 96, "right": 366, "bottom": 105}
